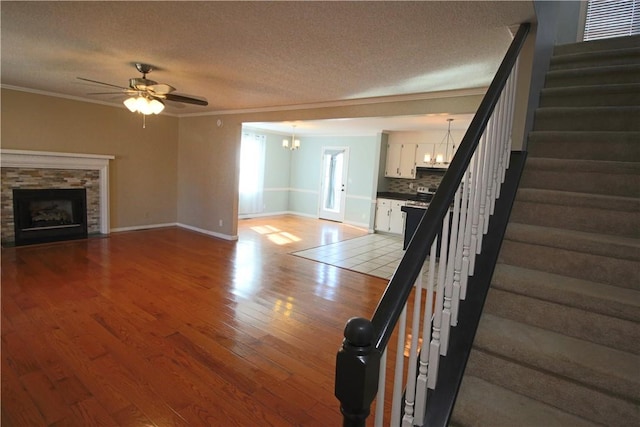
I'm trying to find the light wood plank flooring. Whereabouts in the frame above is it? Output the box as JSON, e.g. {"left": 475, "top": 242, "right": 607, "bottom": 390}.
{"left": 1, "top": 215, "right": 395, "bottom": 426}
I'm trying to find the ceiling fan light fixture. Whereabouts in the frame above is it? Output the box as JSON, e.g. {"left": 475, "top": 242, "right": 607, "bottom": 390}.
{"left": 123, "top": 96, "right": 165, "bottom": 115}
{"left": 123, "top": 96, "right": 138, "bottom": 112}
{"left": 135, "top": 96, "right": 150, "bottom": 113}
{"left": 149, "top": 98, "right": 165, "bottom": 115}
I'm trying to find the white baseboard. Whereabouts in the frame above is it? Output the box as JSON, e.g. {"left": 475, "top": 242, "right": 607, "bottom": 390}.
{"left": 238, "top": 210, "right": 289, "bottom": 219}
{"left": 176, "top": 223, "right": 238, "bottom": 241}
{"left": 239, "top": 210, "right": 316, "bottom": 220}
{"left": 343, "top": 219, "right": 372, "bottom": 230}
{"left": 110, "top": 223, "right": 178, "bottom": 233}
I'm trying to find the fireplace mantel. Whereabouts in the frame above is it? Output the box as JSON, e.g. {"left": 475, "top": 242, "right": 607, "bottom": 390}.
{"left": 1, "top": 149, "right": 115, "bottom": 235}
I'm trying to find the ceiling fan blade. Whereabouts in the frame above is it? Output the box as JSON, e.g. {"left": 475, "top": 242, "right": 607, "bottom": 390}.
{"left": 77, "top": 77, "right": 128, "bottom": 90}
{"left": 165, "top": 93, "right": 208, "bottom": 106}
{"left": 87, "top": 92, "right": 126, "bottom": 95}
{"left": 148, "top": 83, "right": 175, "bottom": 95}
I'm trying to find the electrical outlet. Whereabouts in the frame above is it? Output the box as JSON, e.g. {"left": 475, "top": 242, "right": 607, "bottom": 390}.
{"left": 219, "top": 219, "right": 223, "bottom": 227}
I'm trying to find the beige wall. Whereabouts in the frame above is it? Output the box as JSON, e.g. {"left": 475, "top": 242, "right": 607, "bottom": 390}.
{"left": 1, "top": 89, "right": 179, "bottom": 230}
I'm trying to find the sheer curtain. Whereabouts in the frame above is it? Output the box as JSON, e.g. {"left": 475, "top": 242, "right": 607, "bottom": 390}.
{"left": 239, "top": 132, "right": 266, "bottom": 215}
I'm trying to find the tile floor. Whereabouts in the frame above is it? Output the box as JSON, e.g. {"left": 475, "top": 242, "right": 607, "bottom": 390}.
{"left": 292, "top": 233, "right": 431, "bottom": 280}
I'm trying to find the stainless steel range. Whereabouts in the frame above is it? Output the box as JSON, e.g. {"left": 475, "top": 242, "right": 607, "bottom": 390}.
{"left": 405, "top": 186, "right": 436, "bottom": 208}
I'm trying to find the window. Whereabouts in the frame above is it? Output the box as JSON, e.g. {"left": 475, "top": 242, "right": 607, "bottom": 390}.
{"left": 583, "top": 0, "right": 640, "bottom": 41}
{"left": 238, "top": 132, "right": 266, "bottom": 215}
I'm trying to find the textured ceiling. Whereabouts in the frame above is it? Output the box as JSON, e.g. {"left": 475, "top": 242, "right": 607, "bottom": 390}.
{"left": 1, "top": 1, "right": 535, "bottom": 120}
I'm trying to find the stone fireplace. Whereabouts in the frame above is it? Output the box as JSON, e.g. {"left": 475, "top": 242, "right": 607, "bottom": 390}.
{"left": 1, "top": 149, "right": 114, "bottom": 246}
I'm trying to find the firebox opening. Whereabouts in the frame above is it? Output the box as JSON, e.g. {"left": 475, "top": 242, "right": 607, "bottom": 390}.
{"left": 13, "top": 188, "right": 88, "bottom": 246}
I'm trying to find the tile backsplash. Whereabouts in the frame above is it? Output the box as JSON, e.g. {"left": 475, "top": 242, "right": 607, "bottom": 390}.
{"left": 386, "top": 170, "right": 445, "bottom": 194}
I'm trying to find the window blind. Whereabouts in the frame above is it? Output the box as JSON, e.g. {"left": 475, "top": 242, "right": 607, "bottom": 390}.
{"left": 583, "top": 0, "right": 640, "bottom": 40}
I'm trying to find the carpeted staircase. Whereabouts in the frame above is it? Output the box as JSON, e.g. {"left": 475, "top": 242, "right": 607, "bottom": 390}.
{"left": 450, "top": 35, "right": 640, "bottom": 426}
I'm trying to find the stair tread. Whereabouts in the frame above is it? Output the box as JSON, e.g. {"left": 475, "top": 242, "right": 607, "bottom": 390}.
{"left": 550, "top": 46, "right": 640, "bottom": 71}
{"left": 551, "top": 45, "right": 640, "bottom": 62}
{"left": 474, "top": 313, "right": 640, "bottom": 396}
{"left": 535, "top": 105, "right": 640, "bottom": 118}
{"left": 527, "top": 131, "right": 640, "bottom": 162}
{"left": 542, "top": 81, "right": 640, "bottom": 92}
{"left": 515, "top": 187, "right": 640, "bottom": 211}
{"left": 554, "top": 35, "right": 640, "bottom": 56}
{"left": 546, "top": 63, "right": 640, "bottom": 78}
{"left": 453, "top": 375, "right": 602, "bottom": 427}
{"left": 528, "top": 130, "right": 640, "bottom": 142}
{"left": 505, "top": 222, "right": 640, "bottom": 261}
{"left": 524, "top": 156, "right": 640, "bottom": 174}
{"left": 493, "top": 263, "right": 640, "bottom": 322}
{"left": 533, "top": 106, "right": 640, "bottom": 131}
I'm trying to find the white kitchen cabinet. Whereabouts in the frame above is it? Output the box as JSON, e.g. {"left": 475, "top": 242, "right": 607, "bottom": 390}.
{"left": 375, "top": 199, "right": 391, "bottom": 231}
{"left": 385, "top": 143, "right": 417, "bottom": 178}
{"left": 375, "top": 198, "right": 406, "bottom": 235}
{"left": 388, "top": 200, "right": 406, "bottom": 234}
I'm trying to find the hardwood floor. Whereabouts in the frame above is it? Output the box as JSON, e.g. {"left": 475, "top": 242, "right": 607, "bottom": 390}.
{"left": 1, "top": 215, "right": 393, "bottom": 426}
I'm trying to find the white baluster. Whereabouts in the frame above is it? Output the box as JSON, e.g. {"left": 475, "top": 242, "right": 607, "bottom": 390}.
{"left": 442, "top": 182, "right": 459, "bottom": 341}
{"left": 477, "top": 126, "right": 491, "bottom": 246}
{"left": 484, "top": 113, "right": 498, "bottom": 233}
{"left": 374, "top": 348, "right": 387, "bottom": 427}
{"left": 414, "top": 241, "right": 437, "bottom": 425}
{"left": 469, "top": 132, "right": 486, "bottom": 275}
{"left": 461, "top": 155, "right": 477, "bottom": 300}
{"left": 390, "top": 304, "right": 407, "bottom": 427}
{"left": 402, "top": 268, "right": 424, "bottom": 427}
{"left": 494, "top": 87, "right": 508, "bottom": 205}
{"left": 492, "top": 92, "right": 507, "bottom": 228}
{"left": 438, "top": 210, "right": 452, "bottom": 356}
{"left": 427, "top": 223, "right": 447, "bottom": 389}
{"left": 501, "top": 61, "right": 519, "bottom": 185}
{"left": 452, "top": 176, "right": 468, "bottom": 324}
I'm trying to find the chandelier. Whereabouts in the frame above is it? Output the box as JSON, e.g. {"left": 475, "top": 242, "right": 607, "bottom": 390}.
{"left": 282, "top": 126, "right": 301, "bottom": 150}
{"left": 424, "top": 118, "right": 456, "bottom": 166}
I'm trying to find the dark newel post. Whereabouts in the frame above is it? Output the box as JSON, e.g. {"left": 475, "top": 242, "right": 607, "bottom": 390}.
{"left": 335, "top": 317, "right": 381, "bottom": 427}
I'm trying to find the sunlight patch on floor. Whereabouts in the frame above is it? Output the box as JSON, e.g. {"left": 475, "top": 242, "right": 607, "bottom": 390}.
{"left": 251, "top": 225, "right": 301, "bottom": 245}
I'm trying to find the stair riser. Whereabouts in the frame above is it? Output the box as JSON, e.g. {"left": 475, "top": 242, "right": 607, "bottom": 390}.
{"left": 545, "top": 67, "right": 640, "bottom": 87}
{"left": 528, "top": 139, "right": 640, "bottom": 162}
{"left": 510, "top": 201, "right": 640, "bottom": 237}
{"left": 520, "top": 169, "right": 640, "bottom": 198}
{"left": 498, "top": 239, "right": 640, "bottom": 290}
{"left": 483, "top": 288, "right": 640, "bottom": 354}
{"left": 466, "top": 349, "right": 638, "bottom": 427}
{"left": 534, "top": 108, "right": 640, "bottom": 131}
{"left": 549, "top": 50, "right": 640, "bottom": 71}
{"left": 539, "top": 89, "right": 640, "bottom": 107}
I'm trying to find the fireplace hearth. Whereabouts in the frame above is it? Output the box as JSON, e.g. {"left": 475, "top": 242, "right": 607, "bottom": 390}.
{"left": 13, "top": 188, "right": 88, "bottom": 246}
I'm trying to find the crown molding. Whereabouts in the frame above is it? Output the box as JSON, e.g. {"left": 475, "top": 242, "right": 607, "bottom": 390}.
{"left": 3, "top": 84, "right": 486, "bottom": 118}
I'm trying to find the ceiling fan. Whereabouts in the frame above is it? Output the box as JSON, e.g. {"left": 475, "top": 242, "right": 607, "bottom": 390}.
{"left": 78, "top": 63, "right": 208, "bottom": 115}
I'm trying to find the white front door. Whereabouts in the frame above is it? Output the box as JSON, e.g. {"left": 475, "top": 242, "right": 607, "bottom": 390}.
{"left": 319, "top": 147, "right": 349, "bottom": 222}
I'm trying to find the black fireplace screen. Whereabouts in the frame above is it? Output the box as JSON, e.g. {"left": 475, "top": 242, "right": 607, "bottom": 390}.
{"left": 13, "top": 188, "right": 88, "bottom": 246}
